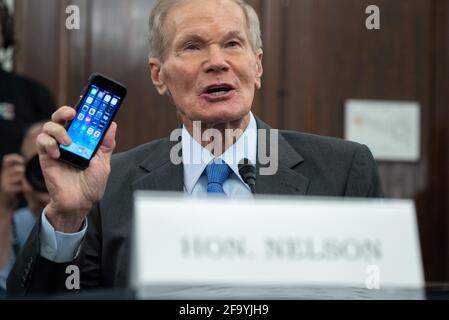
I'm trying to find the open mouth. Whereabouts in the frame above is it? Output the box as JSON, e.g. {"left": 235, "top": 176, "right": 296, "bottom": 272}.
{"left": 203, "top": 84, "right": 236, "bottom": 97}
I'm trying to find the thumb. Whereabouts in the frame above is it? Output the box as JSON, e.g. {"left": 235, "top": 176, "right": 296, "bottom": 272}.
{"left": 99, "top": 122, "right": 117, "bottom": 156}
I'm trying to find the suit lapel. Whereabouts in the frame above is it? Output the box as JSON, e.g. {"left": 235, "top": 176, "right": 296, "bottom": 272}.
{"left": 131, "top": 137, "right": 184, "bottom": 192}
{"left": 255, "top": 118, "right": 310, "bottom": 195}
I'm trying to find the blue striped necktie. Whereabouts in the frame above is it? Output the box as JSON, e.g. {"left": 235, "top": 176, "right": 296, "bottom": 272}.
{"left": 206, "top": 161, "right": 231, "bottom": 194}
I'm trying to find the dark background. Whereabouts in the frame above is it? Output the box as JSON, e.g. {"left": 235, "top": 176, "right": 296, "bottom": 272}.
{"left": 10, "top": 0, "right": 449, "bottom": 283}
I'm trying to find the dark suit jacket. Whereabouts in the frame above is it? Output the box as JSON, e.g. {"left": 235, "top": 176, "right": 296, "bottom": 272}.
{"left": 7, "top": 118, "right": 383, "bottom": 296}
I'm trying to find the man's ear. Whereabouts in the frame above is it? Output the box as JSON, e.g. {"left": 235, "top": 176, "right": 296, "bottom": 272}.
{"left": 149, "top": 58, "right": 167, "bottom": 95}
{"left": 255, "top": 49, "right": 263, "bottom": 90}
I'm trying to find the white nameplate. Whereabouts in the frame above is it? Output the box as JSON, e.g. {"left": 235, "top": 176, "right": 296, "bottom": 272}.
{"left": 131, "top": 193, "right": 424, "bottom": 299}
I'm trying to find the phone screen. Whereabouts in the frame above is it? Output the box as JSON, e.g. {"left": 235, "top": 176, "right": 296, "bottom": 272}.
{"left": 60, "top": 84, "right": 122, "bottom": 160}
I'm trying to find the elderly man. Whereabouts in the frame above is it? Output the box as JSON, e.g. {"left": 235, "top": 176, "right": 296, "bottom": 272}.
{"left": 7, "top": 0, "right": 382, "bottom": 295}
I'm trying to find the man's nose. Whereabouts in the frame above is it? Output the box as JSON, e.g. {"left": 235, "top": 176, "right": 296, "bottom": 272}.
{"left": 203, "top": 46, "right": 230, "bottom": 73}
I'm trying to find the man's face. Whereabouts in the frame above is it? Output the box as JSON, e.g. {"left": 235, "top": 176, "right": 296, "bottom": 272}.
{"left": 150, "top": 0, "right": 263, "bottom": 127}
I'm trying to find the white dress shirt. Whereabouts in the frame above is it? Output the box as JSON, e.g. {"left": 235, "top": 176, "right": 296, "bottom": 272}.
{"left": 39, "top": 113, "right": 258, "bottom": 262}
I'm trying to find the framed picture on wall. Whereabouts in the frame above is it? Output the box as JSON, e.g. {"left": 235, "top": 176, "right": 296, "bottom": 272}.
{"left": 344, "top": 99, "right": 421, "bottom": 162}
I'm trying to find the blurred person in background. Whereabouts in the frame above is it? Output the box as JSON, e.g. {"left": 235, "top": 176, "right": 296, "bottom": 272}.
{"left": 0, "top": 122, "right": 49, "bottom": 297}
{"left": 0, "top": 0, "right": 55, "bottom": 164}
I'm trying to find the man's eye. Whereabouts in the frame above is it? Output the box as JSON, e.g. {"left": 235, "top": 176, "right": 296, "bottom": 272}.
{"left": 184, "top": 43, "right": 201, "bottom": 51}
{"left": 226, "top": 41, "right": 241, "bottom": 48}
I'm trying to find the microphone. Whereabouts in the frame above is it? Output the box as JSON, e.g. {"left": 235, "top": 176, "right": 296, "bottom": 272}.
{"left": 238, "top": 158, "right": 256, "bottom": 194}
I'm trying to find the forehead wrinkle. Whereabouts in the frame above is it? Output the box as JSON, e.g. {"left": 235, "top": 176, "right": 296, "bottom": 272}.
{"left": 175, "top": 29, "right": 248, "bottom": 46}
{"left": 164, "top": 0, "right": 249, "bottom": 50}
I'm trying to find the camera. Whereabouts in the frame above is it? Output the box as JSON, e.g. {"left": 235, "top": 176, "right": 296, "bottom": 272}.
{"left": 25, "top": 155, "right": 48, "bottom": 193}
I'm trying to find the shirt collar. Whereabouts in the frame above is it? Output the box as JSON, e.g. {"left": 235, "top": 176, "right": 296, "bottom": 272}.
{"left": 182, "top": 112, "right": 258, "bottom": 194}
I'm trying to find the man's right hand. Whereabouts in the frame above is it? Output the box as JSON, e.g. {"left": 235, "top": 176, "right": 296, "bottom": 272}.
{"left": 37, "top": 106, "right": 117, "bottom": 233}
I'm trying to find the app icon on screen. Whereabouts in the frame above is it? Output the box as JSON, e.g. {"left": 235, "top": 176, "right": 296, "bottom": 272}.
{"left": 77, "top": 113, "right": 85, "bottom": 121}
{"left": 89, "top": 108, "right": 96, "bottom": 116}
{"left": 111, "top": 98, "right": 118, "bottom": 106}
{"left": 87, "top": 127, "right": 94, "bottom": 136}
{"left": 104, "top": 95, "right": 112, "bottom": 103}
{"left": 86, "top": 97, "right": 94, "bottom": 104}
{"left": 97, "top": 91, "right": 106, "bottom": 99}
{"left": 94, "top": 131, "right": 101, "bottom": 139}
{"left": 95, "top": 111, "right": 103, "bottom": 119}
{"left": 93, "top": 100, "right": 101, "bottom": 107}
{"left": 85, "top": 116, "right": 92, "bottom": 124}
{"left": 82, "top": 105, "right": 89, "bottom": 112}
{"left": 90, "top": 88, "right": 98, "bottom": 96}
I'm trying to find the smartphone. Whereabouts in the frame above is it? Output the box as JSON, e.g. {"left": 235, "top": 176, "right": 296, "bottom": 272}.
{"left": 59, "top": 73, "right": 127, "bottom": 169}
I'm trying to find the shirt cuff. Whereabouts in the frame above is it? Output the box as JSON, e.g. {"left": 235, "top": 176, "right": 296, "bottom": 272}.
{"left": 39, "top": 212, "right": 87, "bottom": 263}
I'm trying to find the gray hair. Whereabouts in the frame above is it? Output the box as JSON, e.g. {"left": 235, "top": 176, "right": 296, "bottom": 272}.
{"left": 149, "top": 0, "right": 263, "bottom": 60}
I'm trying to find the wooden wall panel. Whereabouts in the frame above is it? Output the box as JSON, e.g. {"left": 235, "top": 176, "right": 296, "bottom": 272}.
{"left": 257, "top": 0, "right": 283, "bottom": 127}
{"left": 14, "top": 0, "right": 62, "bottom": 100}
{"left": 433, "top": 0, "right": 449, "bottom": 281}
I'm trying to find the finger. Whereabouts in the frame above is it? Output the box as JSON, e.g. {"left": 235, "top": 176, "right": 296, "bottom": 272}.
{"left": 99, "top": 122, "right": 117, "bottom": 154}
{"left": 4, "top": 168, "right": 25, "bottom": 181}
{"left": 51, "top": 106, "right": 77, "bottom": 125}
{"left": 2, "top": 169, "right": 25, "bottom": 185}
{"left": 37, "top": 133, "right": 60, "bottom": 159}
{"left": 3, "top": 160, "right": 25, "bottom": 171}
{"left": 2, "top": 162, "right": 25, "bottom": 175}
{"left": 43, "top": 121, "right": 72, "bottom": 146}
{"left": 2, "top": 154, "right": 25, "bottom": 168}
